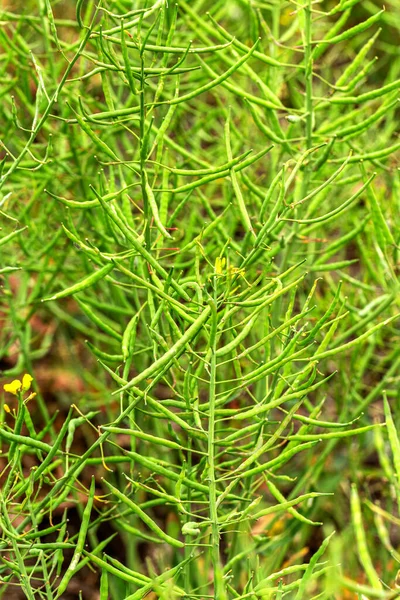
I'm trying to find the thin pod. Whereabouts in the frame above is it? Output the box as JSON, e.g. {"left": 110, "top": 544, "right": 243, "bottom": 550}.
{"left": 56, "top": 477, "right": 96, "bottom": 598}
{"left": 102, "top": 479, "right": 184, "bottom": 548}
{"left": 41, "top": 262, "right": 114, "bottom": 302}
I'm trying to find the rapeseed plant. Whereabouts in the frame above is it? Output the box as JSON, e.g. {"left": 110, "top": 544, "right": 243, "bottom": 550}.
{"left": 0, "top": 1, "right": 399, "bottom": 598}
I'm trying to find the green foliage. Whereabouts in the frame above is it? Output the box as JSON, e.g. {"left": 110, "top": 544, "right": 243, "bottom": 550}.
{"left": 0, "top": 0, "right": 399, "bottom": 598}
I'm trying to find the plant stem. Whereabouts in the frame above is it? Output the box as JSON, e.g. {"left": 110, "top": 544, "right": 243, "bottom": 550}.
{"left": 208, "top": 286, "right": 226, "bottom": 600}
{"left": 305, "top": 0, "right": 314, "bottom": 150}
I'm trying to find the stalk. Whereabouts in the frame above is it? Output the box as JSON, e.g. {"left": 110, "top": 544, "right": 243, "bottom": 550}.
{"left": 304, "top": 0, "right": 314, "bottom": 150}
{"left": 208, "top": 287, "right": 226, "bottom": 600}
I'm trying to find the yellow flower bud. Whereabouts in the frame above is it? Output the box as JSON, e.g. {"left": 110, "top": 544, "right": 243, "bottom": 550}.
{"left": 215, "top": 256, "right": 226, "bottom": 275}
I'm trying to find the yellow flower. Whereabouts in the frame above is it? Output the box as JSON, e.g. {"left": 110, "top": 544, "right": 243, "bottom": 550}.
{"left": 227, "top": 265, "right": 246, "bottom": 279}
{"left": 3, "top": 380, "right": 22, "bottom": 395}
{"left": 22, "top": 374, "right": 33, "bottom": 391}
{"left": 3, "top": 374, "right": 34, "bottom": 395}
{"left": 3, "top": 403, "right": 11, "bottom": 413}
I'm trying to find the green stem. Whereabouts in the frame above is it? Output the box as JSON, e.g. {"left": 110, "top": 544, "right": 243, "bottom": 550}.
{"left": 305, "top": 0, "right": 313, "bottom": 150}
{"left": 208, "top": 287, "right": 225, "bottom": 600}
